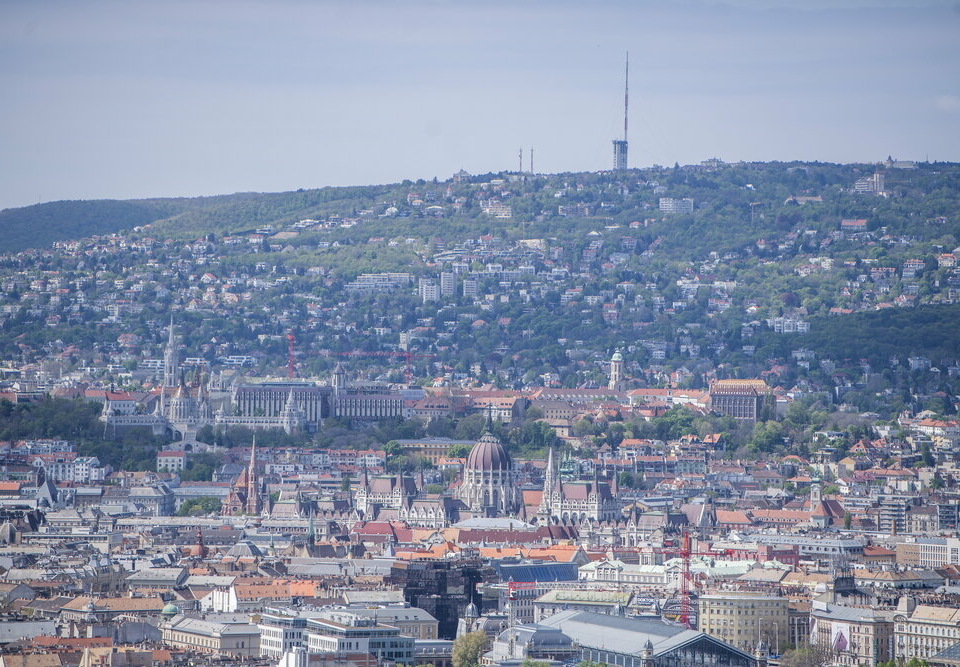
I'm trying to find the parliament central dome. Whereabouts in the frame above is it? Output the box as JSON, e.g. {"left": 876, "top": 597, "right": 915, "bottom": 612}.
{"left": 458, "top": 429, "right": 520, "bottom": 517}
{"left": 466, "top": 431, "right": 513, "bottom": 471}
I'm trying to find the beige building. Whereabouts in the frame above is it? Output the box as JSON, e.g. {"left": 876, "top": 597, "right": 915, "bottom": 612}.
{"left": 894, "top": 604, "right": 960, "bottom": 661}
{"left": 156, "top": 451, "right": 187, "bottom": 473}
{"left": 395, "top": 438, "right": 474, "bottom": 465}
{"left": 810, "top": 601, "right": 894, "bottom": 667}
{"left": 697, "top": 591, "right": 789, "bottom": 653}
{"left": 161, "top": 615, "right": 260, "bottom": 657}
{"left": 896, "top": 538, "right": 960, "bottom": 569}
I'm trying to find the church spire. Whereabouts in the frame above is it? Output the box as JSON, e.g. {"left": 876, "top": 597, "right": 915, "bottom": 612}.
{"left": 163, "top": 315, "right": 179, "bottom": 390}
{"left": 541, "top": 446, "right": 555, "bottom": 515}
{"left": 245, "top": 435, "right": 261, "bottom": 515}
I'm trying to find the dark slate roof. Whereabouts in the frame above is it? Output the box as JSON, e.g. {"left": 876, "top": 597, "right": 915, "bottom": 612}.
{"left": 492, "top": 561, "right": 580, "bottom": 583}
{"left": 931, "top": 640, "right": 960, "bottom": 665}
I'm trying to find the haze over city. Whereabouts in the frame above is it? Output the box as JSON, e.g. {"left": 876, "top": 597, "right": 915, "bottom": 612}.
{"left": 6, "top": 3, "right": 960, "bottom": 667}
{"left": 2, "top": 0, "right": 959, "bottom": 210}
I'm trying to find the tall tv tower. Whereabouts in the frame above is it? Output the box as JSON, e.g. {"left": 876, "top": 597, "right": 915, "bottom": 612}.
{"left": 612, "top": 52, "right": 629, "bottom": 170}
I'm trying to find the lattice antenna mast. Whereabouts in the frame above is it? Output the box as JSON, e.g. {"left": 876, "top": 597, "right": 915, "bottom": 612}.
{"left": 624, "top": 51, "right": 629, "bottom": 143}
{"left": 612, "top": 52, "right": 629, "bottom": 171}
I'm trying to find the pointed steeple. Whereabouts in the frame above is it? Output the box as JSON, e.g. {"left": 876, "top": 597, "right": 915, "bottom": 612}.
{"left": 307, "top": 511, "right": 316, "bottom": 546}
{"left": 541, "top": 446, "right": 556, "bottom": 516}
{"left": 163, "top": 315, "right": 179, "bottom": 391}
{"left": 190, "top": 527, "right": 208, "bottom": 559}
{"left": 398, "top": 471, "right": 410, "bottom": 509}
{"left": 245, "top": 435, "right": 261, "bottom": 515}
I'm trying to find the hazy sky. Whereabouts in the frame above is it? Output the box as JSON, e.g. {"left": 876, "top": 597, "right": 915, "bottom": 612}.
{"left": 2, "top": 0, "right": 959, "bottom": 210}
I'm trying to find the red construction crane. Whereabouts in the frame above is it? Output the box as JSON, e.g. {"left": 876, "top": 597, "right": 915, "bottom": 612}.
{"left": 286, "top": 332, "right": 296, "bottom": 379}
{"left": 653, "top": 529, "right": 724, "bottom": 629}
{"left": 326, "top": 349, "right": 435, "bottom": 384}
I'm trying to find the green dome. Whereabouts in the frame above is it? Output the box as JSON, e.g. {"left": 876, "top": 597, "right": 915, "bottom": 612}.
{"left": 161, "top": 603, "right": 179, "bottom": 617}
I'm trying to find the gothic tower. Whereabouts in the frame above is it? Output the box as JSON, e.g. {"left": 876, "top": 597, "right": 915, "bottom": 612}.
{"left": 538, "top": 446, "right": 556, "bottom": 521}
{"left": 245, "top": 436, "right": 262, "bottom": 515}
{"left": 162, "top": 317, "right": 179, "bottom": 391}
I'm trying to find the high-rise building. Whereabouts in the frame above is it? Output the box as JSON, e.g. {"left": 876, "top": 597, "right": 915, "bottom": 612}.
{"left": 419, "top": 278, "right": 439, "bottom": 303}
{"left": 440, "top": 271, "right": 456, "bottom": 297}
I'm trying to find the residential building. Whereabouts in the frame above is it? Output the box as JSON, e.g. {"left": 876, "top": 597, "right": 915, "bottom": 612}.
{"left": 896, "top": 538, "right": 960, "bottom": 569}
{"left": 895, "top": 604, "right": 960, "bottom": 661}
{"left": 659, "top": 198, "right": 695, "bottom": 214}
{"left": 810, "top": 601, "right": 894, "bottom": 667}
{"left": 259, "top": 609, "right": 322, "bottom": 659}
{"left": 697, "top": 591, "right": 789, "bottom": 653}
{"left": 305, "top": 612, "right": 414, "bottom": 664}
{"left": 161, "top": 615, "right": 260, "bottom": 657}
{"left": 156, "top": 451, "right": 187, "bottom": 473}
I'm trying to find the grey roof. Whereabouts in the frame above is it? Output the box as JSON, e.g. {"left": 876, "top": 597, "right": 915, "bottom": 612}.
{"left": 339, "top": 605, "right": 438, "bottom": 623}
{"left": 539, "top": 609, "right": 754, "bottom": 661}
{"left": 343, "top": 590, "right": 405, "bottom": 604}
{"left": 285, "top": 557, "right": 395, "bottom": 577}
{"left": 226, "top": 540, "right": 263, "bottom": 558}
{"left": 496, "top": 624, "right": 575, "bottom": 649}
{"left": 753, "top": 534, "right": 865, "bottom": 549}
{"left": 931, "top": 640, "right": 960, "bottom": 664}
{"left": 0, "top": 620, "right": 55, "bottom": 643}
{"left": 811, "top": 602, "right": 894, "bottom": 623}
{"left": 173, "top": 486, "right": 231, "bottom": 498}
{"left": 126, "top": 567, "right": 187, "bottom": 583}
{"left": 166, "top": 615, "right": 258, "bottom": 636}
{"left": 184, "top": 575, "right": 237, "bottom": 587}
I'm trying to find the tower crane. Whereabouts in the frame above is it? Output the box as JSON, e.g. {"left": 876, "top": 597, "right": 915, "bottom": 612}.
{"left": 653, "top": 529, "right": 728, "bottom": 629}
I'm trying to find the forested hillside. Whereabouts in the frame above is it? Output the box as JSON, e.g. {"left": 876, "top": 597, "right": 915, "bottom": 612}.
{"left": 4, "top": 162, "right": 959, "bottom": 259}
{"left": 2, "top": 159, "right": 959, "bottom": 420}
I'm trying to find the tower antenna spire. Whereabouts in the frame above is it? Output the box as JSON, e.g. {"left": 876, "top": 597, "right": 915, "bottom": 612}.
{"left": 612, "top": 51, "right": 629, "bottom": 170}
{"left": 624, "top": 51, "right": 629, "bottom": 142}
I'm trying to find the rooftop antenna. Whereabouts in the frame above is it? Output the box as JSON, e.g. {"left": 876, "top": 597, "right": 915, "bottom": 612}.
{"left": 519, "top": 147, "right": 523, "bottom": 173}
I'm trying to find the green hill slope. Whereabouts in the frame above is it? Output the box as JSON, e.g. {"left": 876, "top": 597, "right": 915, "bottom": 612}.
{"left": 0, "top": 199, "right": 179, "bottom": 252}
{"left": 0, "top": 184, "right": 395, "bottom": 253}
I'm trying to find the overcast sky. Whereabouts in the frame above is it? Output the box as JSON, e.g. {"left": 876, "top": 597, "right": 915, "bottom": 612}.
{"left": 2, "top": 0, "right": 959, "bottom": 210}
